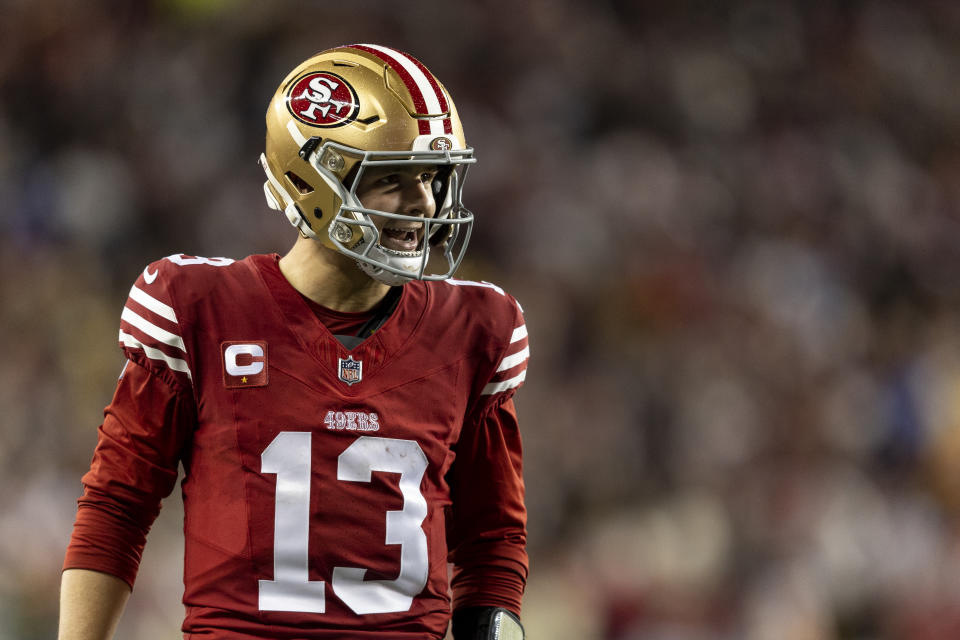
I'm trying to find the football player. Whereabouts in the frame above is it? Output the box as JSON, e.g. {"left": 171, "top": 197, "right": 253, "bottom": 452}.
{"left": 59, "top": 44, "right": 528, "bottom": 640}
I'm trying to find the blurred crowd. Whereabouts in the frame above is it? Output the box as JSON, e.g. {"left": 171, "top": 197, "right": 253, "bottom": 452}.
{"left": 3, "top": 0, "right": 960, "bottom": 638}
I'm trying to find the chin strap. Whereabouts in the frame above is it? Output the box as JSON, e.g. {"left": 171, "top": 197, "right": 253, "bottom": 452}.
{"left": 452, "top": 607, "right": 524, "bottom": 640}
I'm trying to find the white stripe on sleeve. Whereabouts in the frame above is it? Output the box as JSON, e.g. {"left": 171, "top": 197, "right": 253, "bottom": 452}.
{"left": 120, "top": 307, "right": 187, "bottom": 352}
{"left": 481, "top": 370, "right": 527, "bottom": 396}
{"left": 497, "top": 345, "right": 530, "bottom": 373}
{"left": 128, "top": 285, "right": 178, "bottom": 323}
{"left": 119, "top": 331, "right": 193, "bottom": 380}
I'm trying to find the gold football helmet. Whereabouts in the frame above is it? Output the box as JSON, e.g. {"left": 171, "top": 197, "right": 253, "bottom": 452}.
{"left": 261, "top": 44, "right": 475, "bottom": 285}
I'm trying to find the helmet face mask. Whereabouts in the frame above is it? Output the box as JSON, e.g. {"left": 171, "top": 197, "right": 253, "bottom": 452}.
{"left": 261, "top": 44, "right": 476, "bottom": 285}
{"left": 310, "top": 141, "right": 474, "bottom": 284}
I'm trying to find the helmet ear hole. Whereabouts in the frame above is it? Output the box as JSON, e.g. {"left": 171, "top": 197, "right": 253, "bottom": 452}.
{"left": 285, "top": 171, "right": 314, "bottom": 194}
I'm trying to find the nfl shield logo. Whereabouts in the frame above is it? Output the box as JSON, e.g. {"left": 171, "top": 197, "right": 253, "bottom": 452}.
{"left": 338, "top": 355, "right": 362, "bottom": 386}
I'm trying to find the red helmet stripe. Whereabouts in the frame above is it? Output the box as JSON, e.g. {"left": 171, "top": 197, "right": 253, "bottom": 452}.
{"left": 404, "top": 54, "right": 454, "bottom": 135}
{"left": 348, "top": 44, "right": 452, "bottom": 135}
{"left": 403, "top": 53, "right": 449, "bottom": 112}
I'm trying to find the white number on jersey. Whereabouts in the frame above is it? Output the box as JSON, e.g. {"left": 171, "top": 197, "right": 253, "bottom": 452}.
{"left": 258, "top": 433, "right": 429, "bottom": 615}
{"left": 165, "top": 253, "right": 235, "bottom": 267}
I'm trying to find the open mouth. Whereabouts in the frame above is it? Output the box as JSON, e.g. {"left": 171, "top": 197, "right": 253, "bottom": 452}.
{"left": 379, "top": 223, "right": 423, "bottom": 254}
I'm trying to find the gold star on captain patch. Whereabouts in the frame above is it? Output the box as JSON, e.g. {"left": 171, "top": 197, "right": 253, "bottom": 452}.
{"left": 241, "top": 376, "right": 248, "bottom": 383}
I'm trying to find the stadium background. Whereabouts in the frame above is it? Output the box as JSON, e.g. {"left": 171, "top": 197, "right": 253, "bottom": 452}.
{"left": 3, "top": 0, "right": 960, "bottom": 637}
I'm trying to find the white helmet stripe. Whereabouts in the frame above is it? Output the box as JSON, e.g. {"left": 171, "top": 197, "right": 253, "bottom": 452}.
{"left": 356, "top": 43, "right": 446, "bottom": 115}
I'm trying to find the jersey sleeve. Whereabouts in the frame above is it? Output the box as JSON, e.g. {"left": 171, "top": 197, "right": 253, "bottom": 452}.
{"left": 63, "top": 358, "right": 196, "bottom": 587}
{"left": 64, "top": 260, "right": 198, "bottom": 586}
{"left": 446, "top": 297, "right": 530, "bottom": 616}
{"left": 477, "top": 298, "right": 529, "bottom": 403}
{"left": 118, "top": 259, "right": 195, "bottom": 390}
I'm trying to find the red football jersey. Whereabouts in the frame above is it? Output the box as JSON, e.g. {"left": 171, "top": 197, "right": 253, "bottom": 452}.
{"left": 64, "top": 253, "right": 529, "bottom": 639}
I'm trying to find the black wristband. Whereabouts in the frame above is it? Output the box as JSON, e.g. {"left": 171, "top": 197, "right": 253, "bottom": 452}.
{"left": 452, "top": 606, "right": 524, "bottom": 640}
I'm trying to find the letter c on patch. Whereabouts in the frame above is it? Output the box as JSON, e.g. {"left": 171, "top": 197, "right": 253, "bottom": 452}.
{"left": 225, "top": 343, "right": 265, "bottom": 376}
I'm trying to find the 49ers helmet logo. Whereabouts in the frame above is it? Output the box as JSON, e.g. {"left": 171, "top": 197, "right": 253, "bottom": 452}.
{"left": 287, "top": 72, "right": 360, "bottom": 127}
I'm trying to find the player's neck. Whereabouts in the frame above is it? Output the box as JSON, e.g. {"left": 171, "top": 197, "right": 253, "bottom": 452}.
{"left": 278, "top": 236, "right": 392, "bottom": 313}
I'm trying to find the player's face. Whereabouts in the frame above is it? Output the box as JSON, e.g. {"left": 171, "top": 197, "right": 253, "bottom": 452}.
{"left": 354, "top": 165, "right": 438, "bottom": 253}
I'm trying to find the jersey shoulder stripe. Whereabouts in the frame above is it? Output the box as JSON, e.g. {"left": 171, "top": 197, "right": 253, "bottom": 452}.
{"left": 118, "top": 330, "right": 192, "bottom": 379}
{"left": 481, "top": 317, "right": 529, "bottom": 396}
{"left": 118, "top": 254, "right": 253, "bottom": 386}
{"left": 437, "top": 277, "right": 529, "bottom": 397}
{"left": 481, "top": 370, "right": 527, "bottom": 396}
{"left": 120, "top": 304, "right": 185, "bottom": 351}
{"left": 127, "top": 284, "right": 177, "bottom": 322}
{"left": 118, "top": 260, "right": 200, "bottom": 385}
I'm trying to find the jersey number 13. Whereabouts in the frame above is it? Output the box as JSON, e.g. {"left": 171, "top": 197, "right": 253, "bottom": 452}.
{"left": 259, "top": 433, "right": 429, "bottom": 615}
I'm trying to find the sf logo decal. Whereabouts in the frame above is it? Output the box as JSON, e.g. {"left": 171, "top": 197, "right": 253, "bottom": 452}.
{"left": 287, "top": 72, "right": 360, "bottom": 128}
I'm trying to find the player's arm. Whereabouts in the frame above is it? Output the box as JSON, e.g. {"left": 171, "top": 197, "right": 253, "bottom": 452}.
{"left": 64, "top": 261, "right": 196, "bottom": 578}
{"left": 447, "top": 398, "right": 528, "bottom": 640}
{"left": 447, "top": 297, "right": 530, "bottom": 638}
{"left": 62, "top": 357, "right": 195, "bottom": 630}
{"left": 447, "top": 395, "right": 529, "bottom": 618}
{"left": 58, "top": 569, "right": 131, "bottom": 640}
